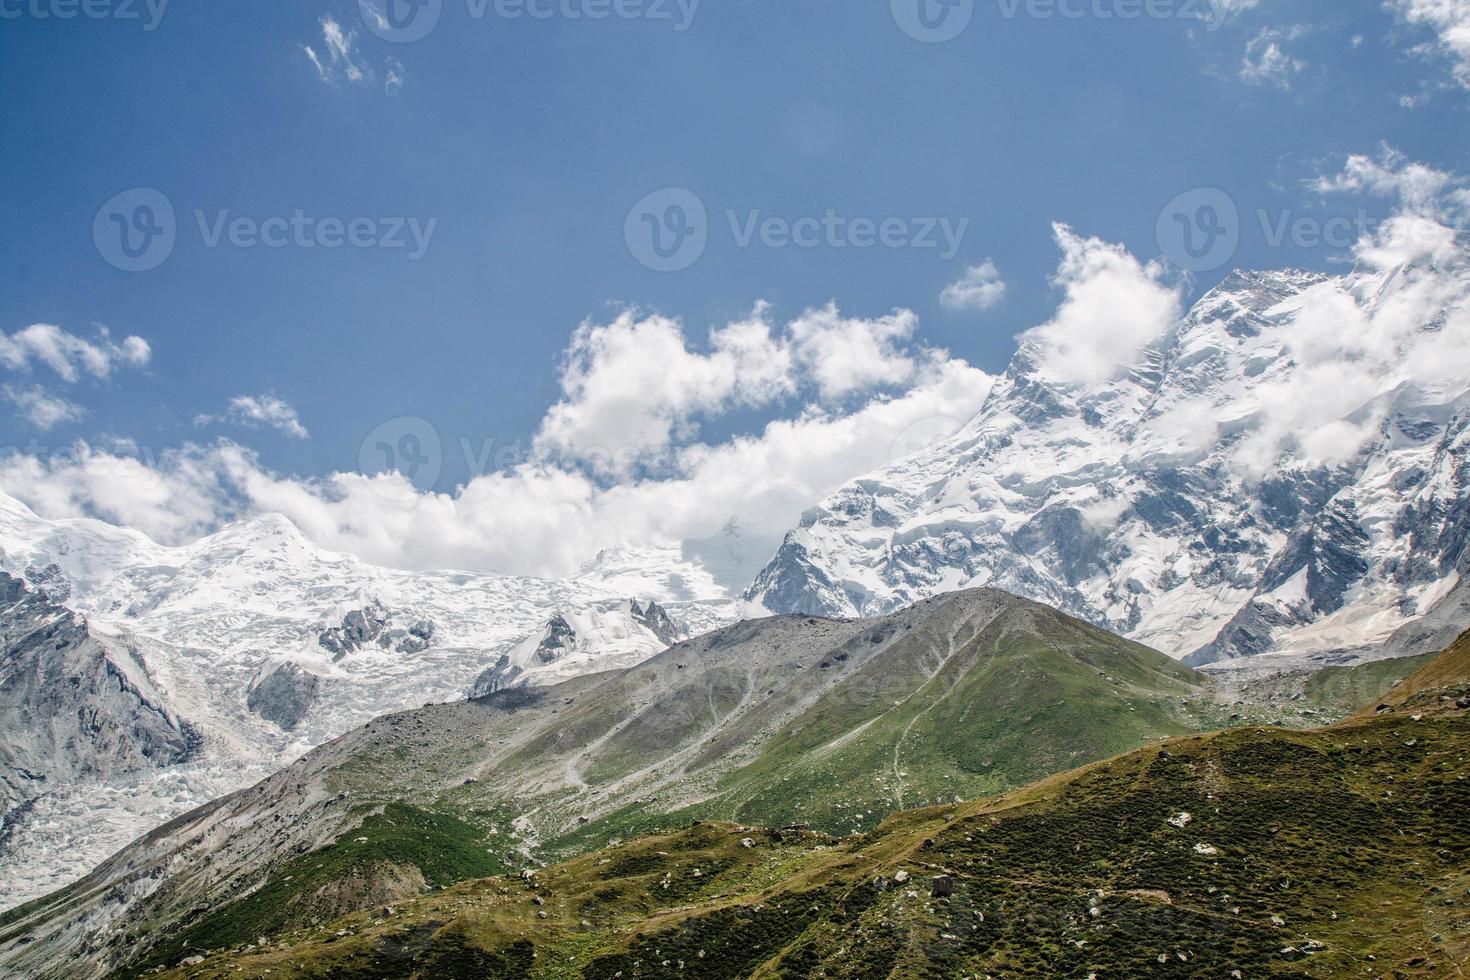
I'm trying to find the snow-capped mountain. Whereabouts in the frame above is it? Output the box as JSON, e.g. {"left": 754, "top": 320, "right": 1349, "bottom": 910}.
{"left": 748, "top": 265, "right": 1470, "bottom": 666}
{"left": 0, "top": 490, "right": 732, "bottom": 909}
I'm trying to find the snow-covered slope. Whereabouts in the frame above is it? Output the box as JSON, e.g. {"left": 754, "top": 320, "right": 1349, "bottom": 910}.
{"left": 748, "top": 265, "right": 1470, "bottom": 666}
{"left": 0, "top": 491, "right": 732, "bottom": 909}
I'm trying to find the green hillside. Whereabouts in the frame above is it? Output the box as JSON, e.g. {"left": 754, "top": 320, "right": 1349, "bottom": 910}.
{"left": 157, "top": 674, "right": 1470, "bottom": 978}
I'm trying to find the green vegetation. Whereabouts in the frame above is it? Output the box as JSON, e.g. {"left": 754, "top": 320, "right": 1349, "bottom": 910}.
{"left": 154, "top": 629, "right": 1470, "bottom": 978}
{"left": 1302, "top": 651, "right": 1439, "bottom": 716}
{"left": 131, "top": 803, "right": 508, "bottom": 976}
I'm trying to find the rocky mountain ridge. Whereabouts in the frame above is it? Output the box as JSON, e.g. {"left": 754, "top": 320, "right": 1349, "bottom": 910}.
{"left": 748, "top": 266, "right": 1470, "bottom": 667}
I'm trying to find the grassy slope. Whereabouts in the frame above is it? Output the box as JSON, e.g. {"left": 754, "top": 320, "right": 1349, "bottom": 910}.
{"left": 157, "top": 632, "right": 1470, "bottom": 978}
{"left": 1370, "top": 629, "right": 1470, "bottom": 713}
{"left": 1301, "top": 652, "right": 1440, "bottom": 716}
{"left": 159, "top": 708, "right": 1470, "bottom": 979}
{"left": 492, "top": 605, "right": 1221, "bottom": 857}
{"left": 117, "top": 598, "right": 1228, "bottom": 973}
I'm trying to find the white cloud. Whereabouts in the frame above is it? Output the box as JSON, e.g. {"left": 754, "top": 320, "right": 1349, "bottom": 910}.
{"left": 1017, "top": 224, "right": 1182, "bottom": 386}
{"left": 534, "top": 303, "right": 940, "bottom": 474}
{"left": 1240, "top": 26, "right": 1308, "bottom": 89}
{"left": 788, "top": 304, "right": 922, "bottom": 400}
{"left": 0, "top": 442, "right": 237, "bottom": 546}
{"left": 2, "top": 385, "right": 84, "bottom": 430}
{"left": 196, "top": 394, "right": 310, "bottom": 440}
{"left": 1229, "top": 150, "right": 1470, "bottom": 477}
{"left": 303, "top": 17, "right": 403, "bottom": 92}
{"left": 941, "top": 260, "right": 1008, "bottom": 311}
{"left": 1387, "top": 0, "right": 1470, "bottom": 90}
{"left": 0, "top": 305, "right": 994, "bottom": 577}
{"left": 0, "top": 323, "right": 150, "bottom": 382}
{"left": 534, "top": 308, "right": 795, "bottom": 472}
{"left": 1312, "top": 144, "right": 1470, "bottom": 268}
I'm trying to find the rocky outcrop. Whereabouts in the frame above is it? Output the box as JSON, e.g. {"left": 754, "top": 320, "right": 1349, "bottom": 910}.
{"left": 246, "top": 662, "right": 321, "bottom": 732}
{"left": 0, "top": 571, "right": 199, "bottom": 822}
{"left": 469, "top": 654, "right": 524, "bottom": 698}
{"left": 630, "top": 600, "right": 685, "bottom": 647}
{"left": 318, "top": 604, "right": 437, "bottom": 661}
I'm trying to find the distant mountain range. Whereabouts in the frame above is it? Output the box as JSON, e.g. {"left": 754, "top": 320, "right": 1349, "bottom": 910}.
{"left": 0, "top": 589, "right": 1233, "bottom": 977}
{"left": 0, "top": 490, "right": 729, "bottom": 910}
{"left": 748, "top": 267, "right": 1470, "bottom": 667}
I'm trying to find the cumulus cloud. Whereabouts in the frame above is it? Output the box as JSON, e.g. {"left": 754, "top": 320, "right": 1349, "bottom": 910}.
{"left": 196, "top": 394, "right": 310, "bottom": 440}
{"left": 940, "top": 260, "right": 1008, "bottom": 312}
{"left": 1387, "top": 0, "right": 1470, "bottom": 90}
{"left": 0, "top": 353, "right": 993, "bottom": 575}
{"left": 0, "top": 324, "right": 150, "bottom": 382}
{"left": 1312, "top": 144, "right": 1470, "bottom": 267}
{"left": 0, "top": 441, "right": 238, "bottom": 546}
{"left": 535, "top": 304, "right": 939, "bottom": 474}
{"left": 787, "top": 305, "right": 922, "bottom": 400}
{"left": 1240, "top": 26, "right": 1308, "bottom": 89}
{"left": 2, "top": 385, "right": 85, "bottom": 431}
{"left": 1017, "top": 225, "right": 1182, "bottom": 386}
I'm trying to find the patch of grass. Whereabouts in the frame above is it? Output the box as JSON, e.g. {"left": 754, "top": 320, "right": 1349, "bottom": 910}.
{"left": 129, "top": 802, "right": 506, "bottom": 975}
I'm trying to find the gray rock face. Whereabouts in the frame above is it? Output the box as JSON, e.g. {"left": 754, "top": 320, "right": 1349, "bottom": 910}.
{"left": 0, "top": 571, "right": 199, "bottom": 828}
{"left": 246, "top": 663, "right": 321, "bottom": 732}
{"left": 630, "top": 600, "right": 686, "bottom": 647}
{"left": 317, "top": 604, "right": 437, "bottom": 660}
{"left": 535, "top": 614, "right": 577, "bottom": 665}
{"left": 468, "top": 654, "right": 523, "bottom": 698}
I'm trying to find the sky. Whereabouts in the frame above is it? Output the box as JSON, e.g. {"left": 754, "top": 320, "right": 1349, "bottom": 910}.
{"left": 1, "top": 0, "right": 1468, "bottom": 583}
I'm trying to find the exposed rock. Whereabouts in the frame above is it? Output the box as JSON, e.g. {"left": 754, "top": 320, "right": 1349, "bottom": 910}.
{"left": 469, "top": 654, "right": 525, "bottom": 699}
{"left": 0, "top": 572, "right": 200, "bottom": 826}
{"left": 630, "top": 600, "right": 686, "bottom": 647}
{"left": 318, "top": 604, "right": 436, "bottom": 660}
{"left": 246, "top": 663, "right": 321, "bottom": 732}
{"left": 534, "top": 615, "right": 577, "bottom": 665}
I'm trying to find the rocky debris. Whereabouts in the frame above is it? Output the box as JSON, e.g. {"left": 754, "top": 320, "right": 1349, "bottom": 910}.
{"left": 1193, "top": 843, "right": 1219, "bottom": 856}
{"left": 1168, "top": 812, "right": 1193, "bottom": 829}
{"left": 246, "top": 663, "right": 321, "bottom": 732}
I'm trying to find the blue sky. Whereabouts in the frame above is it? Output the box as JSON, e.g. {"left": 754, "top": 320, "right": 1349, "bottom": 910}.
{"left": 1, "top": 0, "right": 1468, "bottom": 577}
